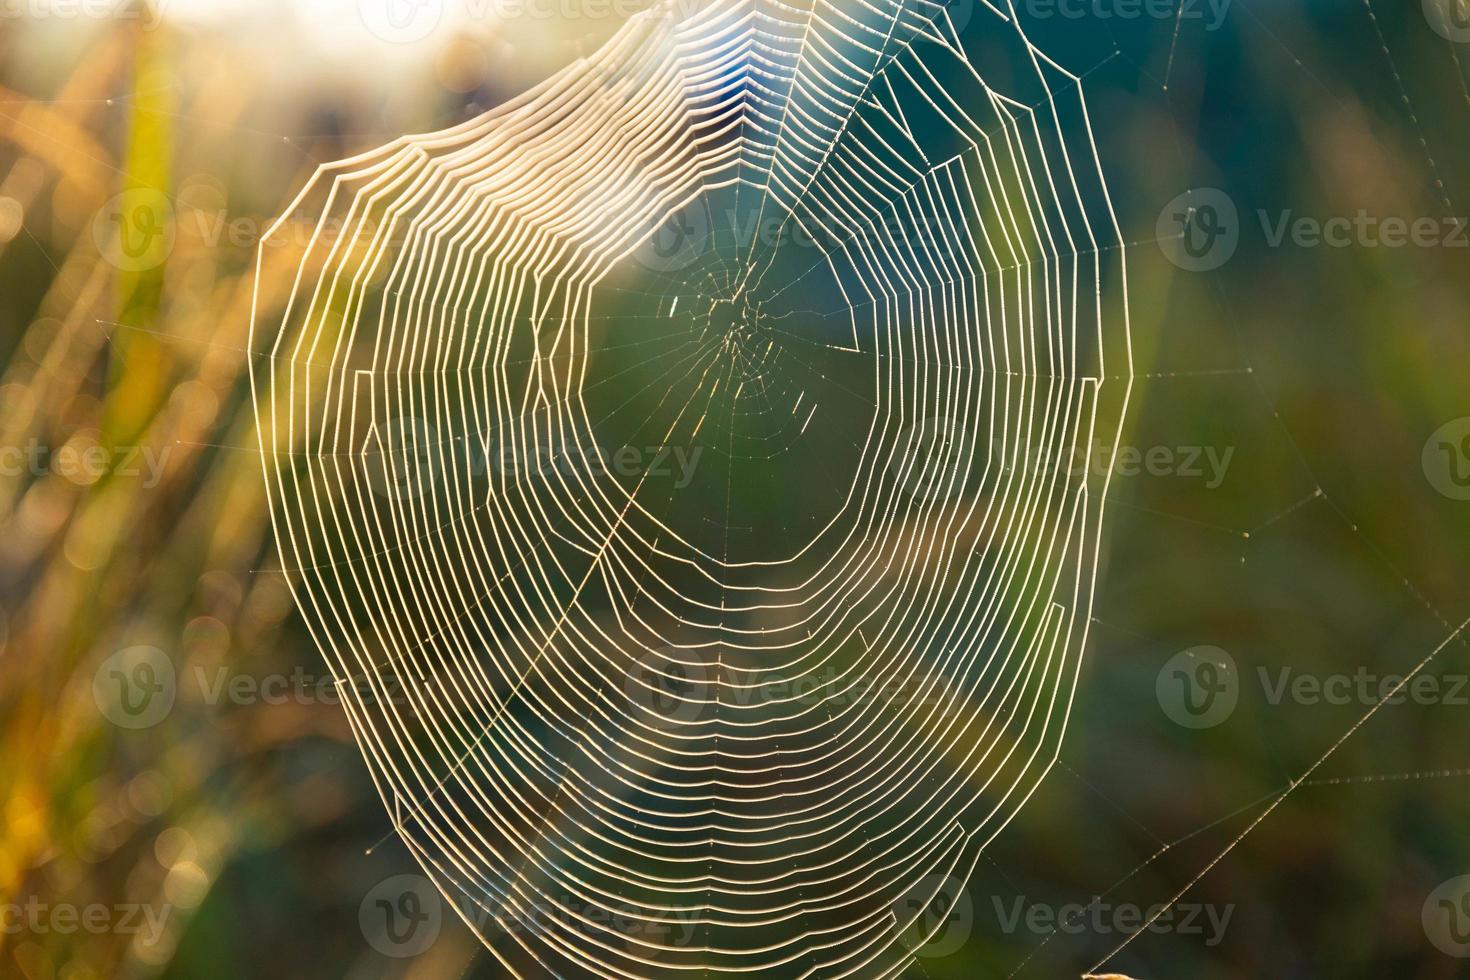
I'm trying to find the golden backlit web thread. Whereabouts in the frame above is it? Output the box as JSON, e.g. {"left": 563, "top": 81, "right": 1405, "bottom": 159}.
{"left": 249, "top": 0, "right": 1131, "bottom": 975}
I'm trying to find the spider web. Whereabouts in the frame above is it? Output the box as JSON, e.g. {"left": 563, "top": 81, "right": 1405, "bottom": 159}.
{"left": 249, "top": 0, "right": 1130, "bottom": 974}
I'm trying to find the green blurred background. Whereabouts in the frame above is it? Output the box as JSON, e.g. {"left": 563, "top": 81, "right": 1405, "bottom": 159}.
{"left": 1, "top": 0, "right": 1468, "bottom": 977}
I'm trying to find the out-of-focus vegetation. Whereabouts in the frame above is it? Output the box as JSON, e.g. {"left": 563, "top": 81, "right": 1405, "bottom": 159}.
{"left": 0, "top": 1, "right": 1467, "bottom": 978}
{"left": 0, "top": 6, "right": 618, "bottom": 978}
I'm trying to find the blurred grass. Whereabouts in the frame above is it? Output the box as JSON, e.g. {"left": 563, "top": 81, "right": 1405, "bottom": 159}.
{"left": 0, "top": 9, "right": 527, "bottom": 979}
